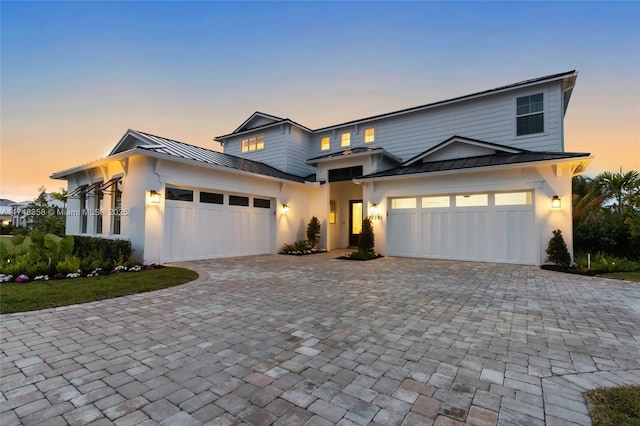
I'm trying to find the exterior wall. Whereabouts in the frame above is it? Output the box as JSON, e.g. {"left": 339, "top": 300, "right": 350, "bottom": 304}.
{"left": 223, "top": 124, "right": 315, "bottom": 177}
{"left": 310, "top": 81, "right": 564, "bottom": 163}
{"left": 364, "top": 164, "right": 574, "bottom": 265}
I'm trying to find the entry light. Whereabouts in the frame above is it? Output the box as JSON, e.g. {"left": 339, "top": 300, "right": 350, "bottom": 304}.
{"left": 551, "top": 195, "right": 561, "bottom": 209}
{"left": 282, "top": 204, "right": 290, "bottom": 214}
{"left": 149, "top": 190, "right": 161, "bottom": 204}
{"left": 370, "top": 203, "right": 378, "bottom": 214}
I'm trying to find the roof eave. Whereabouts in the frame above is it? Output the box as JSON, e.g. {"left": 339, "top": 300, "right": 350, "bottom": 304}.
{"left": 356, "top": 154, "right": 593, "bottom": 183}
{"left": 314, "top": 71, "right": 578, "bottom": 133}
{"left": 214, "top": 119, "right": 313, "bottom": 142}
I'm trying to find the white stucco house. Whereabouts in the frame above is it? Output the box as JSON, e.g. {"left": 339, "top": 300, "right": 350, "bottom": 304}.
{"left": 52, "top": 71, "right": 591, "bottom": 265}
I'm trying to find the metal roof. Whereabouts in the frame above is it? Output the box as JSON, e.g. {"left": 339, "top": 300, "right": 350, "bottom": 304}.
{"left": 361, "top": 151, "right": 591, "bottom": 179}
{"left": 307, "top": 146, "right": 384, "bottom": 162}
{"left": 134, "top": 131, "right": 307, "bottom": 183}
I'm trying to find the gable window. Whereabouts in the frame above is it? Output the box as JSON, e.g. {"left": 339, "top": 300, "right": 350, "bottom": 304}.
{"left": 516, "top": 93, "right": 544, "bottom": 136}
{"left": 321, "top": 136, "right": 330, "bottom": 151}
{"left": 364, "top": 128, "right": 375, "bottom": 143}
{"left": 241, "top": 135, "right": 265, "bottom": 153}
{"left": 341, "top": 132, "right": 351, "bottom": 147}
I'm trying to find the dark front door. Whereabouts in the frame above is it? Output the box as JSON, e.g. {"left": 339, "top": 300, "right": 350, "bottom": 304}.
{"left": 349, "top": 200, "right": 363, "bottom": 247}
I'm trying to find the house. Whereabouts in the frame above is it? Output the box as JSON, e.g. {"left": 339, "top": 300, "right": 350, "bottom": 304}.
{"left": 51, "top": 71, "right": 591, "bottom": 265}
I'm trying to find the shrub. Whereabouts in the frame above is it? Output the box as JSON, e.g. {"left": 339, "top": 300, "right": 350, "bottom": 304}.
{"left": 546, "top": 229, "right": 571, "bottom": 266}
{"left": 73, "top": 236, "right": 132, "bottom": 266}
{"left": 281, "top": 240, "right": 311, "bottom": 253}
{"left": 306, "top": 217, "right": 321, "bottom": 248}
{"left": 358, "top": 218, "right": 375, "bottom": 254}
{"left": 56, "top": 256, "right": 81, "bottom": 275}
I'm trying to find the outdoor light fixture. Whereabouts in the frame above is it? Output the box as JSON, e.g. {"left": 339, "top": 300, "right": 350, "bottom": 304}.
{"left": 551, "top": 195, "right": 561, "bottom": 209}
{"left": 282, "top": 204, "right": 290, "bottom": 214}
{"left": 149, "top": 190, "right": 161, "bottom": 204}
{"left": 370, "top": 203, "right": 379, "bottom": 213}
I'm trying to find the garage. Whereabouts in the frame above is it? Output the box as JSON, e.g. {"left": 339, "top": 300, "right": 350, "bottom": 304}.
{"left": 163, "top": 186, "right": 274, "bottom": 262}
{"left": 387, "top": 191, "right": 535, "bottom": 264}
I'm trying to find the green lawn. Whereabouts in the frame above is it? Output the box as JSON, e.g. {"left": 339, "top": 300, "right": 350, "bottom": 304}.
{"left": 0, "top": 267, "right": 198, "bottom": 314}
{"left": 587, "top": 385, "right": 640, "bottom": 426}
{"left": 599, "top": 272, "right": 640, "bottom": 282}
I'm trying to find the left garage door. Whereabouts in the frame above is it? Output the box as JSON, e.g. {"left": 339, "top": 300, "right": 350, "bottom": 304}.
{"left": 163, "top": 187, "right": 274, "bottom": 262}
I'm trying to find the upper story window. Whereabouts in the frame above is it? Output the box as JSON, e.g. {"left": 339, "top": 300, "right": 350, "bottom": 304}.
{"left": 516, "top": 93, "right": 544, "bottom": 136}
{"left": 364, "top": 128, "right": 375, "bottom": 143}
{"left": 341, "top": 132, "right": 351, "bottom": 147}
{"left": 241, "top": 135, "right": 265, "bottom": 152}
{"left": 321, "top": 136, "right": 330, "bottom": 151}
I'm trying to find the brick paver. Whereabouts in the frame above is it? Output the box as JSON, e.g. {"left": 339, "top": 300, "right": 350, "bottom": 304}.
{"left": 2, "top": 252, "right": 640, "bottom": 425}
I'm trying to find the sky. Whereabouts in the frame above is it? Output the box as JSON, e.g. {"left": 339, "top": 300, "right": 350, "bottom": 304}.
{"left": 1, "top": 1, "right": 639, "bottom": 202}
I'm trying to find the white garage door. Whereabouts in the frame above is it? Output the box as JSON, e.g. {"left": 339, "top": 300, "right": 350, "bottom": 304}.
{"left": 163, "top": 187, "right": 274, "bottom": 262}
{"left": 388, "top": 191, "right": 534, "bottom": 264}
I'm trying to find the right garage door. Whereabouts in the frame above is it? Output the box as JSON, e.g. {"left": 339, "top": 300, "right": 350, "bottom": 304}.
{"left": 388, "top": 191, "right": 535, "bottom": 264}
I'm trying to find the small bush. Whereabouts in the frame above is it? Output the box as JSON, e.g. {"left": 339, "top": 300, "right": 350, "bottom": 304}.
{"left": 56, "top": 256, "right": 81, "bottom": 275}
{"left": 546, "top": 229, "right": 571, "bottom": 266}
{"left": 281, "top": 240, "right": 311, "bottom": 253}
{"left": 306, "top": 217, "right": 321, "bottom": 248}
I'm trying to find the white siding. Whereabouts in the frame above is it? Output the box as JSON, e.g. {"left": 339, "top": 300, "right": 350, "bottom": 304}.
{"left": 285, "top": 126, "right": 315, "bottom": 177}
{"left": 309, "top": 82, "right": 563, "bottom": 162}
{"left": 224, "top": 126, "right": 289, "bottom": 172}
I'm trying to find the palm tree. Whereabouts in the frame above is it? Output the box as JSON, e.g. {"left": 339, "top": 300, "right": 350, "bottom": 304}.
{"left": 597, "top": 171, "right": 639, "bottom": 216}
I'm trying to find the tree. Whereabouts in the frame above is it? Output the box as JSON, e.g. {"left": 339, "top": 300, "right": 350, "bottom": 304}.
{"left": 546, "top": 229, "right": 571, "bottom": 266}
{"left": 26, "top": 186, "right": 65, "bottom": 236}
{"left": 597, "top": 171, "right": 639, "bottom": 216}
{"left": 306, "top": 216, "right": 321, "bottom": 248}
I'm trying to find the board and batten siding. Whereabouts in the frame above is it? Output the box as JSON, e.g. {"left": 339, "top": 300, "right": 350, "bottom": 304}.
{"left": 308, "top": 81, "right": 564, "bottom": 163}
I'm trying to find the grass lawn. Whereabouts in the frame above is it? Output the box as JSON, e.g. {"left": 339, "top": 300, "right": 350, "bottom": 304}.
{"left": 0, "top": 267, "right": 198, "bottom": 314}
{"left": 599, "top": 272, "right": 640, "bottom": 282}
{"left": 586, "top": 385, "right": 640, "bottom": 426}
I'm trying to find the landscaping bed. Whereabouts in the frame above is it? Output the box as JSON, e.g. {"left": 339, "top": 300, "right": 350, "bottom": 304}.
{"left": 586, "top": 385, "right": 640, "bottom": 426}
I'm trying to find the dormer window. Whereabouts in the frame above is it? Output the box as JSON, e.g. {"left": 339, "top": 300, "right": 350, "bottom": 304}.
{"left": 516, "top": 94, "right": 544, "bottom": 136}
{"left": 241, "top": 135, "right": 265, "bottom": 152}
{"left": 364, "top": 128, "right": 375, "bottom": 143}
{"left": 341, "top": 132, "right": 351, "bottom": 147}
{"left": 321, "top": 136, "right": 330, "bottom": 151}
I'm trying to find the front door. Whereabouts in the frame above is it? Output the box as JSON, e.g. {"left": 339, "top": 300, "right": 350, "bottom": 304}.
{"left": 349, "top": 200, "right": 363, "bottom": 247}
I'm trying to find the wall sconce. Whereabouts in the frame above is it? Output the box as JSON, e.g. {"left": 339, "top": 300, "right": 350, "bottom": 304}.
{"left": 149, "top": 190, "right": 161, "bottom": 204}
{"left": 551, "top": 195, "right": 561, "bottom": 209}
{"left": 370, "top": 203, "right": 378, "bottom": 214}
{"left": 282, "top": 204, "right": 290, "bottom": 214}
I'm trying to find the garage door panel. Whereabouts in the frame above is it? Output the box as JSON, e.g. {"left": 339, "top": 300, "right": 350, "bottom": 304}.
{"left": 389, "top": 192, "right": 534, "bottom": 264}
{"left": 164, "top": 192, "right": 274, "bottom": 262}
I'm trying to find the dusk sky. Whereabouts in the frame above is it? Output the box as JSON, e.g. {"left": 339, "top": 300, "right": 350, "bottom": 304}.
{"left": 2, "top": 1, "right": 639, "bottom": 202}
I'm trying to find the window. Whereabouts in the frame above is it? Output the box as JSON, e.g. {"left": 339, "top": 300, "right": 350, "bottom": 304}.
{"left": 94, "top": 189, "right": 103, "bottom": 234}
{"left": 229, "top": 195, "right": 249, "bottom": 206}
{"left": 516, "top": 93, "right": 544, "bottom": 136}
{"left": 341, "top": 132, "right": 350, "bottom": 147}
{"left": 422, "top": 196, "right": 450, "bottom": 208}
{"left": 166, "top": 187, "right": 193, "bottom": 201}
{"left": 328, "top": 166, "right": 363, "bottom": 182}
{"left": 253, "top": 198, "right": 271, "bottom": 209}
{"left": 456, "top": 194, "right": 488, "bottom": 207}
{"left": 391, "top": 198, "right": 417, "bottom": 209}
{"left": 241, "top": 135, "right": 265, "bottom": 152}
{"left": 111, "top": 180, "right": 123, "bottom": 235}
{"left": 364, "top": 128, "right": 375, "bottom": 143}
{"left": 329, "top": 200, "right": 336, "bottom": 224}
{"left": 321, "top": 136, "right": 330, "bottom": 151}
{"left": 200, "top": 192, "right": 223, "bottom": 204}
{"left": 495, "top": 192, "right": 532, "bottom": 206}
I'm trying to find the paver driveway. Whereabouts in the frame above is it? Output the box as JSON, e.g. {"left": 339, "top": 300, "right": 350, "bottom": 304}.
{"left": 2, "top": 253, "right": 640, "bottom": 426}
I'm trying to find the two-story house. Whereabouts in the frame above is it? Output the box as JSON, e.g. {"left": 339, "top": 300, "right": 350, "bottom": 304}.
{"left": 52, "top": 70, "right": 591, "bottom": 265}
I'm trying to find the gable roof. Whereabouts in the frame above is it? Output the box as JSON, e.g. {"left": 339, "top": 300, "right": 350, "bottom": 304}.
{"left": 402, "top": 135, "right": 525, "bottom": 166}
{"left": 214, "top": 115, "right": 313, "bottom": 142}
{"left": 232, "top": 111, "right": 285, "bottom": 134}
{"left": 359, "top": 151, "right": 591, "bottom": 180}
{"left": 53, "top": 130, "right": 308, "bottom": 183}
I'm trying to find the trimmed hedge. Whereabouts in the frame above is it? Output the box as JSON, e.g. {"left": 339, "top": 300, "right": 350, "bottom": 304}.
{"left": 73, "top": 236, "right": 133, "bottom": 266}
